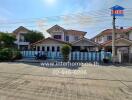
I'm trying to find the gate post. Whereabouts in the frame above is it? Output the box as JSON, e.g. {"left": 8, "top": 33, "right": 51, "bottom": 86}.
{"left": 69, "top": 52, "right": 71, "bottom": 61}
{"left": 101, "top": 50, "right": 105, "bottom": 62}
{"left": 118, "top": 51, "right": 122, "bottom": 63}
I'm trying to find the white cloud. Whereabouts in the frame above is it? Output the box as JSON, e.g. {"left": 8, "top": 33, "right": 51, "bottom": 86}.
{"left": 36, "top": 19, "right": 51, "bottom": 38}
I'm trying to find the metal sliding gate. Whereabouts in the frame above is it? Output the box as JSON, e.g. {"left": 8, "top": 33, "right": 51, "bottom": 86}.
{"left": 21, "top": 51, "right": 112, "bottom": 62}
{"left": 70, "top": 51, "right": 111, "bottom": 62}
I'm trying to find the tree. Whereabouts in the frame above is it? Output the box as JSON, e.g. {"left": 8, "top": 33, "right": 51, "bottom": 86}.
{"left": 24, "top": 30, "right": 44, "bottom": 44}
{"left": 61, "top": 45, "right": 71, "bottom": 61}
{"left": 0, "top": 32, "right": 16, "bottom": 48}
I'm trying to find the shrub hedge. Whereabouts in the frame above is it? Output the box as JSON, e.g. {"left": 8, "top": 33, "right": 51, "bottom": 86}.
{"left": 0, "top": 48, "right": 22, "bottom": 62}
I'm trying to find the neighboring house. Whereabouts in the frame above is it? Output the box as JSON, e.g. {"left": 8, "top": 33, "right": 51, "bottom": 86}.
{"left": 31, "top": 25, "right": 100, "bottom": 52}
{"left": 92, "top": 27, "right": 132, "bottom": 54}
{"left": 13, "top": 26, "right": 30, "bottom": 50}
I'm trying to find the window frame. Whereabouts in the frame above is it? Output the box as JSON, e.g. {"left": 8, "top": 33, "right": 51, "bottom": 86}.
{"left": 57, "top": 46, "right": 60, "bottom": 52}
{"left": 52, "top": 46, "right": 55, "bottom": 52}
{"left": 42, "top": 46, "right": 45, "bottom": 51}
{"left": 65, "top": 35, "right": 69, "bottom": 41}
{"left": 107, "top": 35, "right": 112, "bottom": 41}
{"left": 53, "top": 35, "right": 62, "bottom": 39}
{"left": 74, "top": 36, "right": 79, "bottom": 41}
{"left": 37, "top": 46, "right": 40, "bottom": 51}
{"left": 47, "top": 46, "right": 50, "bottom": 51}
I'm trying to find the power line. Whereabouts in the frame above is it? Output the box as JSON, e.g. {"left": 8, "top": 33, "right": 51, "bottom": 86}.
{"left": 0, "top": 19, "right": 112, "bottom": 28}
{"left": 0, "top": 8, "right": 131, "bottom": 32}
{"left": 0, "top": 9, "right": 111, "bottom": 25}
{"left": 0, "top": 8, "right": 131, "bottom": 24}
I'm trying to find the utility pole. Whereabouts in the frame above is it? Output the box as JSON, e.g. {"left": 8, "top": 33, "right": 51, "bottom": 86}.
{"left": 112, "top": 15, "right": 116, "bottom": 63}
{"left": 110, "top": 5, "right": 124, "bottom": 63}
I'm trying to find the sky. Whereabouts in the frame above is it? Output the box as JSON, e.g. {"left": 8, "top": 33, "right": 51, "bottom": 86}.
{"left": 0, "top": 0, "right": 132, "bottom": 38}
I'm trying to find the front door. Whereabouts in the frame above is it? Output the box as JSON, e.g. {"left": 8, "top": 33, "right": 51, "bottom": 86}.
{"left": 121, "top": 53, "right": 129, "bottom": 63}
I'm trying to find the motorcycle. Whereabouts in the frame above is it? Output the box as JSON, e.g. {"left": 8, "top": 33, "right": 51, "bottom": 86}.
{"left": 34, "top": 52, "right": 47, "bottom": 60}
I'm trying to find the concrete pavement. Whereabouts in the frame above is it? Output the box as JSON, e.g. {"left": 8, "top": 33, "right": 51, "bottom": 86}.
{"left": 0, "top": 62, "right": 132, "bottom": 100}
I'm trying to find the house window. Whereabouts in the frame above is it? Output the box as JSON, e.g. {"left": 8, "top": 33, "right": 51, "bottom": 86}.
{"left": 107, "top": 36, "right": 112, "bottom": 40}
{"left": 20, "top": 35, "right": 25, "bottom": 42}
{"left": 57, "top": 46, "right": 60, "bottom": 52}
{"left": 52, "top": 46, "right": 55, "bottom": 52}
{"left": 54, "top": 35, "right": 61, "bottom": 39}
{"left": 33, "top": 46, "right": 36, "bottom": 51}
{"left": 66, "top": 36, "right": 69, "bottom": 41}
{"left": 42, "top": 46, "right": 45, "bottom": 51}
{"left": 47, "top": 46, "right": 50, "bottom": 51}
{"left": 37, "top": 46, "right": 40, "bottom": 51}
{"left": 98, "top": 37, "right": 102, "bottom": 42}
{"left": 74, "top": 36, "right": 79, "bottom": 41}
{"left": 55, "top": 27, "right": 59, "bottom": 31}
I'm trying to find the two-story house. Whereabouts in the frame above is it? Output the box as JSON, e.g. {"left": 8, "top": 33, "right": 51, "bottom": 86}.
{"left": 92, "top": 27, "right": 132, "bottom": 54}
{"left": 13, "top": 26, "right": 30, "bottom": 50}
{"left": 31, "top": 25, "right": 100, "bottom": 52}
{"left": 47, "top": 25, "right": 86, "bottom": 42}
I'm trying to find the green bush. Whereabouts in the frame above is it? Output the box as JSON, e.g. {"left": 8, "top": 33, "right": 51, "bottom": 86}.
{"left": 12, "top": 51, "right": 22, "bottom": 60}
{"left": 61, "top": 45, "right": 71, "bottom": 61}
{"left": 0, "top": 48, "right": 13, "bottom": 61}
{"left": 0, "top": 48, "right": 22, "bottom": 61}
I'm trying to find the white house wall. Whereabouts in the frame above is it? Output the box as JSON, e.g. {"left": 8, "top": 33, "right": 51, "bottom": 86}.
{"left": 96, "top": 35, "right": 108, "bottom": 44}
{"left": 34, "top": 39, "right": 68, "bottom": 51}
{"left": 130, "top": 46, "right": 132, "bottom": 53}
{"left": 14, "top": 30, "right": 29, "bottom": 46}
{"left": 73, "top": 40, "right": 96, "bottom": 46}
{"left": 129, "top": 31, "right": 132, "bottom": 40}
{"left": 66, "top": 34, "right": 81, "bottom": 42}
{"left": 36, "top": 44, "right": 64, "bottom": 51}
{"left": 106, "top": 41, "right": 131, "bottom": 47}
{"left": 50, "top": 32, "right": 83, "bottom": 42}
{"left": 103, "top": 35, "right": 108, "bottom": 43}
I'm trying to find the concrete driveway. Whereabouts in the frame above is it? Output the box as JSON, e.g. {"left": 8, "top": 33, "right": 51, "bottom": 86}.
{"left": 0, "top": 62, "right": 132, "bottom": 100}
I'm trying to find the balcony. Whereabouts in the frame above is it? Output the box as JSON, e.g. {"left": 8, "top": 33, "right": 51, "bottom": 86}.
{"left": 14, "top": 41, "right": 29, "bottom": 45}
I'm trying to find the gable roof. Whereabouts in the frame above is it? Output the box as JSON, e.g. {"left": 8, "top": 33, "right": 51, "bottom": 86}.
{"left": 31, "top": 37, "right": 71, "bottom": 46}
{"left": 102, "top": 38, "right": 132, "bottom": 47}
{"left": 47, "top": 24, "right": 87, "bottom": 36}
{"left": 66, "top": 30, "right": 87, "bottom": 36}
{"left": 13, "top": 26, "right": 30, "bottom": 34}
{"left": 71, "top": 37, "right": 100, "bottom": 46}
{"left": 47, "top": 25, "right": 65, "bottom": 33}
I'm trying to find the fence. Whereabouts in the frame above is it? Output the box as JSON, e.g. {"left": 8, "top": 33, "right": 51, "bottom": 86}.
{"left": 20, "top": 51, "right": 112, "bottom": 62}
{"left": 120, "top": 53, "right": 132, "bottom": 63}
{"left": 21, "top": 51, "right": 62, "bottom": 59}
{"left": 70, "top": 51, "right": 111, "bottom": 62}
